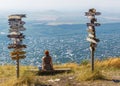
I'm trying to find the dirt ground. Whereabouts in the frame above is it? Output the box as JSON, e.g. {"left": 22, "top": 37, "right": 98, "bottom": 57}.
{"left": 0, "top": 74, "right": 120, "bottom": 86}
{"left": 34, "top": 74, "right": 120, "bottom": 86}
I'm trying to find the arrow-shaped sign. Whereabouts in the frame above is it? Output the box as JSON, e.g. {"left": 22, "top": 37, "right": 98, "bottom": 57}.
{"left": 87, "top": 23, "right": 100, "bottom": 26}
{"left": 86, "top": 37, "right": 100, "bottom": 44}
{"left": 8, "top": 44, "right": 26, "bottom": 49}
{"left": 11, "top": 55, "right": 26, "bottom": 60}
{"left": 85, "top": 12, "right": 101, "bottom": 16}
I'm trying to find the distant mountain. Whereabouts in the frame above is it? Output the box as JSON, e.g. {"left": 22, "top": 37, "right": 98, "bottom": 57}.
{"left": 0, "top": 10, "right": 118, "bottom": 26}
{"left": 23, "top": 10, "right": 120, "bottom": 26}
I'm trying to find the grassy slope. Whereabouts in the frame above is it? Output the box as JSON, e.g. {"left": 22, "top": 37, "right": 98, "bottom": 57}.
{"left": 0, "top": 57, "right": 120, "bottom": 86}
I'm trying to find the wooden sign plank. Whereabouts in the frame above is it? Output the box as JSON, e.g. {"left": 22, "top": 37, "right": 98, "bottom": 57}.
{"left": 8, "top": 44, "right": 26, "bottom": 49}
{"left": 86, "top": 37, "right": 97, "bottom": 44}
{"left": 10, "top": 51, "right": 26, "bottom": 56}
{"left": 85, "top": 12, "right": 101, "bottom": 16}
{"left": 87, "top": 23, "right": 100, "bottom": 26}
{"left": 7, "top": 34, "right": 25, "bottom": 38}
{"left": 86, "top": 37, "right": 100, "bottom": 44}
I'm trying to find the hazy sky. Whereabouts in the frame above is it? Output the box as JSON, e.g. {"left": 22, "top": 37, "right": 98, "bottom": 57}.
{"left": 0, "top": 0, "right": 120, "bottom": 12}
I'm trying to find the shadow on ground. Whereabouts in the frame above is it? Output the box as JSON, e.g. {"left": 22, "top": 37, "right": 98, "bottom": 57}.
{"left": 105, "top": 79, "right": 120, "bottom": 83}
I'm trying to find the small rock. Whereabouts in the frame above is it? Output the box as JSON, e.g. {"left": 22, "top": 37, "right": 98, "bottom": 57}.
{"left": 54, "top": 79, "right": 60, "bottom": 82}
{"left": 69, "top": 76, "right": 74, "bottom": 80}
{"left": 48, "top": 79, "right": 54, "bottom": 82}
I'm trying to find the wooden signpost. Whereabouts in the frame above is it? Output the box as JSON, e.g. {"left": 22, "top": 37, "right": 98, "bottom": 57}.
{"left": 7, "top": 14, "right": 26, "bottom": 78}
{"left": 85, "top": 8, "right": 101, "bottom": 72}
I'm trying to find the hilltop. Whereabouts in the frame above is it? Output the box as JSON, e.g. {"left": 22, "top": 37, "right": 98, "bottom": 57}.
{"left": 0, "top": 57, "right": 120, "bottom": 86}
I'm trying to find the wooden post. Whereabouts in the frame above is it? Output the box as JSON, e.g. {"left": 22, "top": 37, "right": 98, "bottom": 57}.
{"left": 85, "top": 8, "right": 101, "bottom": 72}
{"left": 8, "top": 14, "right": 26, "bottom": 78}
{"left": 91, "top": 47, "right": 94, "bottom": 72}
{"left": 16, "top": 58, "right": 19, "bottom": 78}
{"left": 90, "top": 14, "right": 95, "bottom": 72}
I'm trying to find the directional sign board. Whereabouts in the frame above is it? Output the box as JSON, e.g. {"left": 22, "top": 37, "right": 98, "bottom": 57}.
{"left": 86, "top": 37, "right": 100, "bottom": 44}
{"left": 87, "top": 23, "right": 100, "bottom": 26}
{"left": 10, "top": 25, "right": 24, "bottom": 29}
{"left": 87, "top": 28, "right": 95, "bottom": 33}
{"left": 91, "top": 18, "right": 97, "bottom": 22}
{"left": 7, "top": 34, "right": 25, "bottom": 38}
{"left": 9, "top": 14, "right": 26, "bottom": 18}
{"left": 9, "top": 23, "right": 25, "bottom": 27}
{"left": 88, "top": 33, "right": 95, "bottom": 38}
{"left": 88, "top": 26, "right": 93, "bottom": 29}
{"left": 8, "top": 44, "right": 26, "bottom": 49}
{"left": 9, "top": 24, "right": 23, "bottom": 28}
{"left": 9, "top": 16, "right": 21, "bottom": 19}
{"left": 9, "top": 29, "right": 19, "bottom": 32}
{"left": 9, "top": 14, "right": 26, "bottom": 20}
{"left": 11, "top": 55, "right": 26, "bottom": 60}
{"left": 86, "top": 37, "right": 97, "bottom": 44}
{"left": 8, "top": 14, "right": 27, "bottom": 78}
{"left": 9, "top": 27, "right": 26, "bottom": 32}
{"left": 87, "top": 16, "right": 95, "bottom": 19}
{"left": 17, "top": 27, "right": 26, "bottom": 31}
{"left": 10, "top": 51, "right": 26, "bottom": 56}
{"left": 95, "top": 38, "right": 100, "bottom": 42}
{"left": 9, "top": 32, "right": 20, "bottom": 35}
{"left": 9, "top": 21, "right": 25, "bottom": 25}
{"left": 85, "top": 12, "right": 101, "bottom": 16}
{"left": 90, "top": 43, "right": 97, "bottom": 48}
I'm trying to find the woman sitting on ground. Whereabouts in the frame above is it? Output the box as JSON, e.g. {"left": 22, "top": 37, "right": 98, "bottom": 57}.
{"left": 42, "top": 50, "right": 54, "bottom": 71}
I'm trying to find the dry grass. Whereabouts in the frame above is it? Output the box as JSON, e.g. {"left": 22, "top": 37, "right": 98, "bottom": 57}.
{"left": 76, "top": 68, "right": 106, "bottom": 81}
{"left": 96, "top": 57, "right": 120, "bottom": 68}
{"left": 54, "top": 62, "right": 79, "bottom": 70}
{"left": 76, "top": 57, "right": 120, "bottom": 81}
{"left": 0, "top": 57, "right": 119, "bottom": 86}
{"left": 0, "top": 65, "right": 15, "bottom": 78}
{"left": 0, "top": 65, "right": 37, "bottom": 78}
